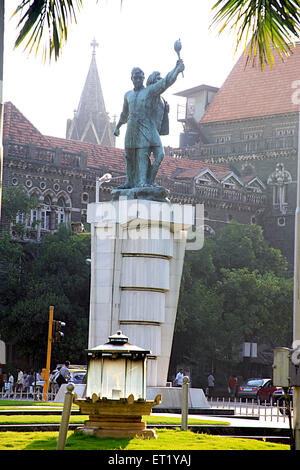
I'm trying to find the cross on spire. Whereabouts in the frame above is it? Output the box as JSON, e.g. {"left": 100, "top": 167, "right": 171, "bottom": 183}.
{"left": 91, "top": 38, "right": 99, "bottom": 56}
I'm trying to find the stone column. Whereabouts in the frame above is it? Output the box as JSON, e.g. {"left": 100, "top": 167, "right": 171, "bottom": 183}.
{"left": 87, "top": 199, "right": 193, "bottom": 387}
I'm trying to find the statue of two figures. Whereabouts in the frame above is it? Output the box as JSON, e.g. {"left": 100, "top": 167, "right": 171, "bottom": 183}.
{"left": 112, "top": 40, "right": 185, "bottom": 201}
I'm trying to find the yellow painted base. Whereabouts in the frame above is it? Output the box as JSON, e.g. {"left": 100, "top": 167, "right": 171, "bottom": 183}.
{"left": 74, "top": 394, "right": 161, "bottom": 440}
{"left": 75, "top": 426, "right": 157, "bottom": 439}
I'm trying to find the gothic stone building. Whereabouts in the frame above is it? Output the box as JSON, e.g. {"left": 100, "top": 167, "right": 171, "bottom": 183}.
{"left": 2, "top": 44, "right": 266, "bottom": 242}
{"left": 3, "top": 99, "right": 266, "bottom": 241}
{"left": 169, "top": 44, "right": 300, "bottom": 267}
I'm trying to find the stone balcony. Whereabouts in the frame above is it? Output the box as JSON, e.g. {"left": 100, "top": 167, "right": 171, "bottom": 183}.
{"left": 4, "top": 140, "right": 88, "bottom": 169}
{"left": 104, "top": 176, "right": 266, "bottom": 208}
{"left": 165, "top": 134, "right": 297, "bottom": 161}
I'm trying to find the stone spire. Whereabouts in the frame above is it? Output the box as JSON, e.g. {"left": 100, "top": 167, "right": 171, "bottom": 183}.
{"left": 66, "top": 39, "right": 116, "bottom": 147}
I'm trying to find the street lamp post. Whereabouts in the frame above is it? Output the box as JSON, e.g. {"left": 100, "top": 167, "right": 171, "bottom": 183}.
{"left": 0, "top": 0, "right": 4, "bottom": 223}
{"left": 181, "top": 376, "right": 189, "bottom": 431}
{"left": 96, "top": 173, "right": 112, "bottom": 202}
{"left": 293, "top": 111, "right": 300, "bottom": 449}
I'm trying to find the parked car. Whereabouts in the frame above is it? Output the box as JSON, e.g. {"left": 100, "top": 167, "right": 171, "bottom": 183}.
{"left": 257, "top": 380, "right": 279, "bottom": 403}
{"left": 237, "top": 378, "right": 271, "bottom": 401}
{"left": 272, "top": 387, "right": 294, "bottom": 414}
{"left": 69, "top": 371, "right": 86, "bottom": 384}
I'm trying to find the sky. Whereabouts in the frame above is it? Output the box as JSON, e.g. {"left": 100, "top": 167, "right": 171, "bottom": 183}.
{"left": 2, "top": 0, "right": 243, "bottom": 149}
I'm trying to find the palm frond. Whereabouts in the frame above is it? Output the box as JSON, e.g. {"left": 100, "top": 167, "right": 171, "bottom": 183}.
{"left": 13, "top": 0, "right": 83, "bottom": 62}
{"left": 211, "top": 0, "right": 300, "bottom": 69}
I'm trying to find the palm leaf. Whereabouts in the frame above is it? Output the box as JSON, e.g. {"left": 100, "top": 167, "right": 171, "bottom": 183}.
{"left": 211, "top": 0, "right": 300, "bottom": 69}
{"left": 13, "top": 0, "right": 83, "bottom": 62}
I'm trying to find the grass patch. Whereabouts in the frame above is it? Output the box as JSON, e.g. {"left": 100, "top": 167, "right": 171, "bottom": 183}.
{"left": 0, "top": 429, "right": 289, "bottom": 451}
{"left": 0, "top": 413, "right": 230, "bottom": 426}
{"left": 0, "top": 400, "right": 63, "bottom": 408}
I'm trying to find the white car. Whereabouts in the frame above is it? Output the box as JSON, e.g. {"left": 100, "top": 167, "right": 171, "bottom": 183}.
{"left": 32, "top": 368, "right": 86, "bottom": 392}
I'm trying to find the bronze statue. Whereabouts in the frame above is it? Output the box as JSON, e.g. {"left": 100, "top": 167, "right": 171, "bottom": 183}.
{"left": 113, "top": 46, "right": 184, "bottom": 200}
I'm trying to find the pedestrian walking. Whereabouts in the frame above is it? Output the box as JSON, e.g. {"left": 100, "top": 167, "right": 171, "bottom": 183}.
{"left": 56, "top": 361, "right": 71, "bottom": 386}
{"left": 16, "top": 369, "right": 24, "bottom": 394}
{"left": 26, "top": 370, "right": 34, "bottom": 396}
{"left": 4, "top": 372, "right": 14, "bottom": 398}
{"left": 228, "top": 375, "right": 238, "bottom": 398}
{"left": 174, "top": 368, "right": 184, "bottom": 387}
{"left": 207, "top": 373, "right": 215, "bottom": 398}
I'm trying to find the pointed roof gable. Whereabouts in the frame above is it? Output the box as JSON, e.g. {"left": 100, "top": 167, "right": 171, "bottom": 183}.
{"left": 66, "top": 41, "right": 115, "bottom": 147}
{"left": 158, "top": 157, "right": 232, "bottom": 181}
{"left": 242, "top": 175, "right": 266, "bottom": 190}
{"left": 76, "top": 53, "right": 107, "bottom": 123}
{"left": 201, "top": 44, "right": 300, "bottom": 124}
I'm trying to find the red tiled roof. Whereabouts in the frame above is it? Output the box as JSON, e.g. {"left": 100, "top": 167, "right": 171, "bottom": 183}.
{"left": 46, "top": 135, "right": 126, "bottom": 173}
{"left": 3, "top": 101, "right": 232, "bottom": 180}
{"left": 3, "top": 102, "right": 52, "bottom": 147}
{"left": 161, "top": 162, "right": 231, "bottom": 180}
{"left": 201, "top": 44, "right": 300, "bottom": 124}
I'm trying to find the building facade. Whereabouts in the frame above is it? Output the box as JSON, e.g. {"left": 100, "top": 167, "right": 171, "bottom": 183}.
{"left": 168, "top": 45, "right": 300, "bottom": 267}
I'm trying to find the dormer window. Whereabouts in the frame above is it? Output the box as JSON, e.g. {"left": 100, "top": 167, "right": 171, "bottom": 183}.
{"left": 223, "top": 182, "right": 236, "bottom": 189}
{"left": 196, "top": 177, "right": 211, "bottom": 186}
{"left": 246, "top": 186, "right": 262, "bottom": 193}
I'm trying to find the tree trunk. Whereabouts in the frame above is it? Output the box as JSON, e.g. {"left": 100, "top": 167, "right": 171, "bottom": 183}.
{"left": 0, "top": 0, "right": 4, "bottom": 224}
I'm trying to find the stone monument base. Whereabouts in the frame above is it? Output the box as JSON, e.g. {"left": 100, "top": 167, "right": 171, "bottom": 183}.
{"left": 111, "top": 185, "right": 169, "bottom": 202}
{"left": 75, "top": 421, "right": 157, "bottom": 439}
{"left": 74, "top": 394, "right": 161, "bottom": 439}
{"left": 146, "top": 387, "right": 209, "bottom": 409}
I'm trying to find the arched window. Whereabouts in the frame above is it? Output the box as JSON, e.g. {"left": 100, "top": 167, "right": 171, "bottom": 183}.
{"left": 41, "top": 195, "right": 53, "bottom": 231}
{"left": 57, "top": 197, "right": 65, "bottom": 207}
{"left": 44, "top": 195, "right": 52, "bottom": 206}
{"left": 57, "top": 197, "right": 67, "bottom": 226}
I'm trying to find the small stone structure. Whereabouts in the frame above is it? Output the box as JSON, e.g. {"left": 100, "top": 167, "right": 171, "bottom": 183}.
{"left": 74, "top": 393, "right": 161, "bottom": 438}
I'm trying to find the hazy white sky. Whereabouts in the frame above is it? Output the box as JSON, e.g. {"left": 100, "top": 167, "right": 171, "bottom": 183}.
{"left": 3, "top": 0, "right": 242, "bottom": 148}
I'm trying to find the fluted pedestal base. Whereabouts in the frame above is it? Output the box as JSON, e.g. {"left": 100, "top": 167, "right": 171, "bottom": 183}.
{"left": 87, "top": 199, "right": 194, "bottom": 387}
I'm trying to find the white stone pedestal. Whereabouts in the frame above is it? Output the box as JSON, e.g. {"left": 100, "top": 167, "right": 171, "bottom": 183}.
{"left": 87, "top": 199, "right": 193, "bottom": 387}
{"left": 147, "top": 387, "right": 209, "bottom": 409}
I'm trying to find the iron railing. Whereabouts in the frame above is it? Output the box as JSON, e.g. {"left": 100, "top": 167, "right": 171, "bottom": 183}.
{"left": 207, "top": 396, "right": 293, "bottom": 423}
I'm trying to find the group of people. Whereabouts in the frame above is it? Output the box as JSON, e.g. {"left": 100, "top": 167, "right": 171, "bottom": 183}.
{"left": 3, "top": 369, "right": 38, "bottom": 397}
{"left": 173, "top": 370, "right": 239, "bottom": 399}
{"left": 2, "top": 361, "right": 72, "bottom": 398}
{"left": 206, "top": 373, "right": 239, "bottom": 398}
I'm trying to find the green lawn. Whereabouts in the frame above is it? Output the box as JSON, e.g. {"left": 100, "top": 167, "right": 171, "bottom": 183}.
{"left": 0, "top": 413, "right": 230, "bottom": 426}
{"left": 0, "top": 400, "right": 289, "bottom": 450}
{"left": 0, "top": 400, "right": 229, "bottom": 426}
{"left": 0, "top": 429, "right": 289, "bottom": 451}
{"left": 0, "top": 400, "right": 62, "bottom": 407}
